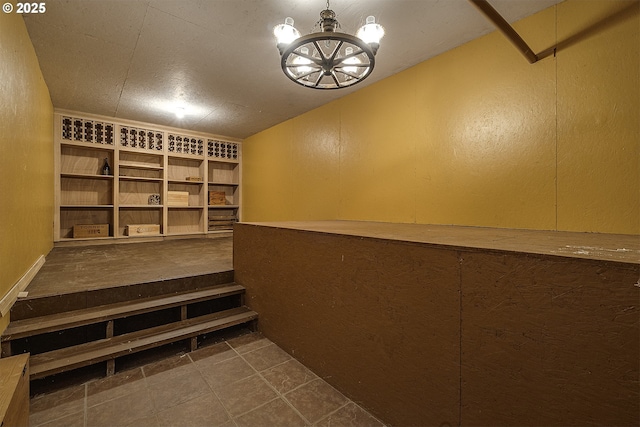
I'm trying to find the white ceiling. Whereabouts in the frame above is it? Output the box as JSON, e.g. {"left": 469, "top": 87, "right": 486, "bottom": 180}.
{"left": 24, "top": 0, "right": 560, "bottom": 139}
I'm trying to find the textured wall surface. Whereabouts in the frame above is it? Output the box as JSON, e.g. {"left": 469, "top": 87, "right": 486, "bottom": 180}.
{"left": 234, "top": 222, "right": 640, "bottom": 426}
{"left": 0, "top": 12, "right": 54, "bottom": 333}
{"left": 242, "top": 0, "right": 639, "bottom": 235}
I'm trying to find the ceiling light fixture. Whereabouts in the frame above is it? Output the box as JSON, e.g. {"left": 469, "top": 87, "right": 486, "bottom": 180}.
{"left": 274, "top": 1, "right": 385, "bottom": 90}
{"left": 174, "top": 106, "right": 186, "bottom": 119}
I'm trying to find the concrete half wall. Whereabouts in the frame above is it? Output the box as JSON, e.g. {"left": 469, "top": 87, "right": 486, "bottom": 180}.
{"left": 234, "top": 222, "right": 639, "bottom": 426}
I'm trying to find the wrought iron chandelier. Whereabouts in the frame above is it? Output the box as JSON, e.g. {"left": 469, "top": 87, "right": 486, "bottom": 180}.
{"left": 273, "top": 1, "right": 385, "bottom": 90}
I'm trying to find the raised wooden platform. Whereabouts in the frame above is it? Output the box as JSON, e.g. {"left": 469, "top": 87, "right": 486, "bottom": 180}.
{"left": 234, "top": 221, "right": 639, "bottom": 427}
{"left": 241, "top": 220, "right": 640, "bottom": 264}
{"left": 24, "top": 236, "right": 233, "bottom": 298}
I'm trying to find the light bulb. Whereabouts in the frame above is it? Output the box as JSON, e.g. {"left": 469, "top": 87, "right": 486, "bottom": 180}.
{"left": 356, "top": 15, "right": 385, "bottom": 47}
{"left": 274, "top": 17, "right": 300, "bottom": 51}
{"left": 175, "top": 106, "right": 186, "bottom": 119}
{"left": 293, "top": 47, "right": 313, "bottom": 74}
{"left": 343, "top": 47, "right": 361, "bottom": 74}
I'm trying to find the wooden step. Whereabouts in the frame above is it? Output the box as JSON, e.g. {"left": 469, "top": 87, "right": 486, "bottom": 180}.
{"left": 29, "top": 306, "right": 258, "bottom": 380}
{"left": 2, "top": 283, "right": 245, "bottom": 342}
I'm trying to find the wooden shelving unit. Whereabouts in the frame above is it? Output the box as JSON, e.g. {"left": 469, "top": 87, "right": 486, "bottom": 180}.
{"left": 54, "top": 111, "right": 242, "bottom": 244}
{"left": 207, "top": 154, "right": 240, "bottom": 232}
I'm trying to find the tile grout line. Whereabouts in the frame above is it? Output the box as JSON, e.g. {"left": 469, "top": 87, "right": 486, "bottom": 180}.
{"left": 83, "top": 382, "right": 88, "bottom": 427}
{"left": 30, "top": 334, "right": 383, "bottom": 426}
{"left": 29, "top": 382, "right": 89, "bottom": 427}
{"left": 312, "top": 401, "right": 351, "bottom": 426}
{"left": 230, "top": 340, "right": 314, "bottom": 426}
{"left": 228, "top": 337, "right": 376, "bottom": 426}
{"left": 188, "top": 342, "right": 237, "bottom": 424}
{"left": 83, "top": 367, "right": 146, "bottom": 410}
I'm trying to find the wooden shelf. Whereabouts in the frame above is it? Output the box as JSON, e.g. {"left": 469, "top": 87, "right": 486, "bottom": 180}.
{"left": 166, "top": 231, "right": 206, "bottom": 236}
{"left": 119, "top": 147, "right": 164, "bottom": 155}
{"left": 60, "top": 140, "right": 114, "bottom": 151}
{"left": 119, "top": 163, "right": 163, "bottom": 171}
{"left": 168, "top": 179, "right": 204, "bottom": 184}
{"left": 61, "top": 173, "right": 113, "bottom": 180}
{"left": 208, "top": 158, "right": 239, "bottom": 165}
{"left": 167, "top": 152, "right": 204, "bottom": 160}
{"left": 61, "top": 204, "right": 114, "bottom": 208}
{"left": 119, "top": 176, "right": 163, "bottom": 182}
{"left": 208, "top": 181, "right": 239, "bottom": 186}
{"left": 58, "top": 236, "right": 115, "bottom": 242}
{"left": 55, "top": 112, "right": 241, "bottom": 242}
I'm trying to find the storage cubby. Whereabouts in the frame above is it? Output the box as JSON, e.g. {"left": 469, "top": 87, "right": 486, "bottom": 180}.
{"left": 167, "top": 156, "right": 203, "bottom": 182}
{"left": 208, "top": 207, "right": 238, "bottom": 232}
{"left": 208, "top": 160, "right": 238, "bottom": 184}
{"left": 59, "top": 207, "right": 114, "bottom": 239}
{"left": 119, "top": 180, "right": 163, "bottom": 206}
{"left": 208, "top": 185, "right": 238, "bottom": 206}
{"left": 118, "top": 208, "right": 163, "bottom": 238}
{"left": 167, "top": 209, "right": 204, "bottom": 235}
{"left": 119, "top": 151, "right": 163, "bottom": 180}
{"left": 167, "top": 183, "right": 203, "bottom": 208}
{"left": 207, "top": 159, "right": 239, "bottom": 232}
{"left": 60, "top": 176, "right": 113, "bottom": 206}
{"left": 55, "top": 112, "right": 241, "bottom": 243}
{"left": 61, "top": 145, "right": 113, "bottom": 176}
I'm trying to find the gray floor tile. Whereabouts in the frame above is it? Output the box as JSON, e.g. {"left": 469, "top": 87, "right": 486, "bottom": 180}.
{"left": 28, "top": 333, "right": 384, "bottom": 427}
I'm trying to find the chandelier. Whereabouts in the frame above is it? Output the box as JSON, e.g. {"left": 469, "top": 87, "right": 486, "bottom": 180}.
{"left": 273, "top": 1, "right": 385, "bottom": 90}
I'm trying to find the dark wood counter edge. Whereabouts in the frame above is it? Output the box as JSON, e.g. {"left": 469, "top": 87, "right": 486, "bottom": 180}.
{"left": 239, "top": 221, "right": 640, "bottom": 266}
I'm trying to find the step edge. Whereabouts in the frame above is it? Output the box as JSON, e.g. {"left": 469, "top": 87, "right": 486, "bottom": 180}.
{"left": 3, "top": 284, "right": 246, "bottom": 340}
{"left": 29, "top": 308, "right": 257, "bottom": 378}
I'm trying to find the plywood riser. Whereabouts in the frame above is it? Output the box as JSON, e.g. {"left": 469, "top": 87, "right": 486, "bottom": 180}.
{"left": 10, "top": 270, "right": 234, "bottom": 321}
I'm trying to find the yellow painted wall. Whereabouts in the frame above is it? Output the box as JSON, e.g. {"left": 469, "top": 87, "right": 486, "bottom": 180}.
{"left": 0, "top": 12, "right": 54, "bottom": 333}
{"left": 243, "top": 0, "right": 639, "bottom": 235}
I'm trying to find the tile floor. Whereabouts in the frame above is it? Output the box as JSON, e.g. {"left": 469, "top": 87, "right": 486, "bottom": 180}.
{"left": 30, "top": 332, "right": 386, "bottom": 427}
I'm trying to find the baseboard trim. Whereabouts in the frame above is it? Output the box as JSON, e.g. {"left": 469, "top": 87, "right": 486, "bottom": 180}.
{"left": 0, "top": 255, "right": 46, "bottom": 317}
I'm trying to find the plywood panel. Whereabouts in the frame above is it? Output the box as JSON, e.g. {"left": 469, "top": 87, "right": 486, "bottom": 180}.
{"left": 234, "top": 221, "right": 640, "bottom": 426}
{"left": 461, "top": 252, "right": 639, "bottom": 426}
{"left": 234, "top": 223, "right": 461, "bottom": 426}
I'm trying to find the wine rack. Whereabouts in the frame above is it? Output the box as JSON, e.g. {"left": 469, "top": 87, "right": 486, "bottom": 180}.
{"left": 120, "top": 126, "right": 164, "bottom": 152}
{"left": 61, "top": 116, "right": 114, "bottom": 145}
